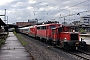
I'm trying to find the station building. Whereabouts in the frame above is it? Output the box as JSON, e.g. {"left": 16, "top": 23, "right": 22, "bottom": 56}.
{"left": 80, "top": 15, "right": 90, "bottom": 26}
{"left": 16, "top": 20, "right": 37, "bottom": 27}
{"left": 79, "top": 15, "right": 90, "bottom": 32}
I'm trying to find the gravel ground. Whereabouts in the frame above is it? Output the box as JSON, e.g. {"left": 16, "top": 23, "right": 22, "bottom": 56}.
{"left": 17, "top": 33, "right": 78, "bottom": 60}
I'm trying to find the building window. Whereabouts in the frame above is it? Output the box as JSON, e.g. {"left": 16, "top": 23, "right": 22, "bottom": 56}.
{"left": 84, "top": 22, "right": 89, "bottom": 23}
{"left": 84, "top": 19, "right": 87, "bottom": 20}
{"left": 88, "top": 19, "right": 89, "bottom": 21}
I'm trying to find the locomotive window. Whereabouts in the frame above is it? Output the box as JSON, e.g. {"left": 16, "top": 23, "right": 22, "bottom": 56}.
{"left": 41, "top": 26, "right": 46, "bottom": 29}
{"left": 37, "top": 27, "right": 40, "bottom": 29}
{"left": 70, "top": 34, "right": 78, "bottom": 40}
{"left": 52, "top": 29, "right": 56, "bottom": 34}
{"left": 58, "top": 27, "right": 62, "bottom": 33}
{"left": 50, "top": 25, "right": 56, "bottom": 29}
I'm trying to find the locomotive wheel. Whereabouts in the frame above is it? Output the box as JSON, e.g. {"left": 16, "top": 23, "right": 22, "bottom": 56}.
{"left": 36, "top": 37, "right": 39, "bottom": 40}
{"left": 48, "top": 39, "right": 53, "bottom": 45}
{"left": 79, "top": 41, "right": 86, "bottom": 50}
{"left": 56, "top": 40, "right": 60, "bottom": 45}
{"left": 63, "top": 42, "right": 69, "bottom": 51}
{"left": 35, "top": 37, "right": 38, "bottom": 40}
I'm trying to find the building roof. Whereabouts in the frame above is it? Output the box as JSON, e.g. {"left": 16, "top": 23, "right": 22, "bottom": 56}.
{"left": 0, "top": 18, "right": 6, "bottom": 26}
{"left": 81, "top": 15, "right": 90, "bottom": 18}
{"left": 16, "top": 22, "right": 33, "bottom": 27}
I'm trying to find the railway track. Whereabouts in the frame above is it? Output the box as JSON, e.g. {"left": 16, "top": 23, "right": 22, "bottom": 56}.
{"left": 40, "top": 40, "right": 90, "bottom": 60}
{"left": 19, "top": 33, "right": 90, "bottom": 60}
{"left": 39, "top": 38, "right": 90, "bottom": 60}
{"left": 67, "top": 50, "right": 90, "bottom": 60}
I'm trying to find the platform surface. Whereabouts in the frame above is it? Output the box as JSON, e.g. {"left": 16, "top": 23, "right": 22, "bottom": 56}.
{"left": 0, "top": 32, "right": 32, "bottom": 60}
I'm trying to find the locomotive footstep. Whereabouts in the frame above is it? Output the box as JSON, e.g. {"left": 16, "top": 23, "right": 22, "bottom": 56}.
{"left": 47, "top": 46, "right": 54, "bottom": 48}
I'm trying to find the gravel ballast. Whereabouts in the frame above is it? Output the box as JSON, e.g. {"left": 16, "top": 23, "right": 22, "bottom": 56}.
{"left": 16, "top": 33, "right": 78, "bottom": 60}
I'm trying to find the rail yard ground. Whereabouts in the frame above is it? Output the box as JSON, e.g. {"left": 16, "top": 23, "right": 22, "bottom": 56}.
{"left": 1, "top": 32, "right": 90, "bottom": 60}
{"left": 15, "top": 32, "right": 89, "bottom": 60}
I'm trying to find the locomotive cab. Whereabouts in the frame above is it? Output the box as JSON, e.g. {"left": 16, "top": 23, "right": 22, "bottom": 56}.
{"left": 51, "top": 27, "right": 62, "bottom": 45}
{"left": 61, "top": 32, "right": 86, "bottom": 50}
{"left": 52, "top": 27, "right": 86, "bottom": 50}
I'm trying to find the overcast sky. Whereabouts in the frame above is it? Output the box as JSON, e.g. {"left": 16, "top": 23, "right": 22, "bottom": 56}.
{"left": 0, "top": 0, "right": 90, "bottom": 24}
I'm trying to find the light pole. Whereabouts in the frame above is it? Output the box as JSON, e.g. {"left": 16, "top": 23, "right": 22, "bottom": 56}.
{"left": 4, "top": 9, "right": 7, "bottom": 24}
{"left": 47, "top": 5, "right": 49, "bottom": 21}
{"left": 64, "top": 17, "right": 65, "bottom": 25}
{"left": 33, "top": 12, "right": 38, "bottom": 24}
{"left": 7, "top": 16, "right": 8, "bottom": 24}
{"left": 77, "top": 13, "right": 80, "bottom": 32}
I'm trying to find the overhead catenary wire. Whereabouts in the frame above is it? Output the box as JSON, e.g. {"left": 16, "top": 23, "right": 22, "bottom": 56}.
{"left": 46, "top": 9, "right": 90, "bottom": 22}
{"left": 49, "top": 0, "right": 90, "bottom": 15}
{"left": 34, "top": 0, "right": 90, "bottom": 22}
{"left": 60, "top": 9, "right": 90, "bottom": 18}
{"left": 61, "top": 0, "right": 90, "bottom": 12}
{"left": 70, "top": 0, "right": 90, "bottom": 8}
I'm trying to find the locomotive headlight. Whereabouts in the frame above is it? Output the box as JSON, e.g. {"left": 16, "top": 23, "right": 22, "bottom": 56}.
{"left": 76, "top": 42, "right": 79, "bottom": 44}
{"left": 64, "top": 38, "right": 66, "bottom": 40}
{"left": 64, "top": 38, "right": 67, "bottom": 42}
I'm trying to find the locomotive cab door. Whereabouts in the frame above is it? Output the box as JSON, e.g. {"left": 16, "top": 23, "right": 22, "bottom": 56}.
{"left": 52, "top": 28, "right": 58, "bottom": 45}
{"left": 52, "top": 28, "right": 56, "bottom": 39}
{"left": 57, "top": 27, "right": 62, "bottom": 33}
{"left": 52, "top": 27, "right": 62, "bottom": 40}
{"left": 56, "top": 27, "right": 62, "bottom": 45}
{"left": 52, "top": 27, "right": 62, "bottom": 45}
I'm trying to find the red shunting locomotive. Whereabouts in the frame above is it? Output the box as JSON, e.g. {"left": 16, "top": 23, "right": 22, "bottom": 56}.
{"left": 19, "top": 23, "right": 86, "bottom": 50}
{"left": 51, "top": 26, "right": 86, "bottom": 50}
